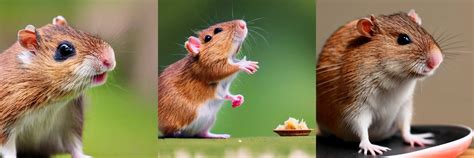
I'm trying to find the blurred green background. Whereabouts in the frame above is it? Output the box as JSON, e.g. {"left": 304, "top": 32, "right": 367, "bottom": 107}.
{"left": 159, "top": 0, "right": 316, "bottom": 157}
{"left": 0, "top": 0, "right": 157, "bottom": 157}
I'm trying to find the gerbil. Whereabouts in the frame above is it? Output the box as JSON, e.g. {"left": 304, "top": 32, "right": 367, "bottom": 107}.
{"left": 0, "top": 16, "right": 115, "bottom": 158}
{"left": 317, "top": 10, "right": 442, "bottom": 155}
{"left": 158, "top": 20, "right": 258, "bottom": 138}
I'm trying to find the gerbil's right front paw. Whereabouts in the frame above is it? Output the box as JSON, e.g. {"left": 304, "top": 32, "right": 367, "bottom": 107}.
{"left": 236, "top": 56, "right": 259, "bottom": 74}
{"left": 358, "top": 141, "right": 390, "bottom": 155}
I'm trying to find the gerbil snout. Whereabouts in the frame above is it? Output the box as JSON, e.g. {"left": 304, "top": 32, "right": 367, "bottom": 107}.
{"left": 235, "top": 20, "right": 247, "bottom": 39}
{"left": 422, "top": 47, "right": 443, "bottom": 75}
{"left": 90, "top": 46, "right": 115, "bottom": 86}
{"left": 238, "top": 20, "right": 246, "bottom": 30}
{"left": 99, "top": 46, "right": 116, "bottom": 71}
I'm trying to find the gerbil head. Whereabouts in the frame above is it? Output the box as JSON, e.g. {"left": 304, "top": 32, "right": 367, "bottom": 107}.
{"left": 17, "top": 16, "right": 116, "bottom": 93}
{"left": 184, "top": 20, "right": 247, "bottom": 63}
{"left": 355, "top": 9, "right": 443, "bottom": 78}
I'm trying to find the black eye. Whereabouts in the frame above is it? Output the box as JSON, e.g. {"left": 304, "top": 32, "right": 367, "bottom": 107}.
{"left": 214, "top": 27, "right": 223, "bottom": 34}
{"left": 397, "top": 33, "right": 411, "bottom": 45}
{"left": 204, "top": 35, "right": 212, "bottom": 43}
{"left": 54, "top": 41, "right": 76, "bottom": 61}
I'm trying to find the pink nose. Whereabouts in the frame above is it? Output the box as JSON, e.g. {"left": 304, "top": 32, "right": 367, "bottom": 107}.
{"left": 100, "top": 46, "right": 116, "bottom": 70}
{"left": 238, "top": 20, "right": 246, "bottom": 30}
{"left": 426, "top": 49, "right": 443, "bottom": 69}
{"left": 102, "top": 59, "right": 112, "bottom": 68}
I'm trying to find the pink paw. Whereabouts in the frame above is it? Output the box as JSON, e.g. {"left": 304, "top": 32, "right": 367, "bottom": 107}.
{"left": 198, "top": 132, "right": 231, "bottom": 139}
{"left": 237, "top": 57, "right": 259, "bottom": 74}
{"left": 232, "top": 95, "right": 244, "bottom": 108}
{"left": 358, "top": 141, "right": 390, "bottom": 155}
{"left": 403, "top": 133, "right": 435, "bottom": 147}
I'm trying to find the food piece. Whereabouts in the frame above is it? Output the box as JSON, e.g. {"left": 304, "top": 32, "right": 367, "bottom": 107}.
{"left": 276, "top": 125, "right": 285, "bottom": 130}
{"left": 275, "top": 117, "right": 309, "bottom": 130}
{"left": 299, "top": 119, "right": 308, "bottom": 129}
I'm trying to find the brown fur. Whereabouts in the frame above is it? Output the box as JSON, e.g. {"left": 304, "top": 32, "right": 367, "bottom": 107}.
{"left": 158, "top": 20, "right": 243, "bottom": 135}
{"left": 0, "top": 18, "right": 111, "bottom": 156}
{"left": 317, "top": 13, "right": 439, "bottom": 140}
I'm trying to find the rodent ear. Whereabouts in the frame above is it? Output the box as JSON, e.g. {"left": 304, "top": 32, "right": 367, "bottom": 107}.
{"left": 185, "top": 36, "right": 201, "bottom": 56}
{"left": 18, "top": 25, "right": 38, "bottom": 52}
{"left": 356, "top": 17, "right": 375, "bottom": 38}
{"left": 53, "top": 15, "right": 68, "bottom": 26}
{"left": 407, "top": 9, "right": 422, "bottom": 25}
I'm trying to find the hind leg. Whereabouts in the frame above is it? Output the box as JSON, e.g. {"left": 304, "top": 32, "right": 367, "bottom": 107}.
{"left": 196, "top": 131, "right": 230, "bottom": 139}
{"left": 195, "top": 113, "right": 230, "bottom": 139}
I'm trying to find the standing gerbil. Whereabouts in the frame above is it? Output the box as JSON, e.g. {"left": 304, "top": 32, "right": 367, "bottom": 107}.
{"left": 317, "top": 10, "right": 442, "bottom": 155}
{"left": 158, "top": 20, "right": 258, "bottom": 138}
{"left": 0, "top": 16, "right": 115, "bottom": 158}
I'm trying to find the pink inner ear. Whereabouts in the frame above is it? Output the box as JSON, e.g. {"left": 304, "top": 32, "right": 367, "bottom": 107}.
{"left": 186, "top": 36, "right": 201, "bottom": 54}
{"left": 18, "top": 30, "right": 38, "bottom": 51}
{"left": 357, "top": 18, "right": 374, "bottom": 37}
{"left": 408, "top": 9, "right": 422, "bottom": 25}
{"left": 188, "top": 37, "right": 200, "bottom": 46}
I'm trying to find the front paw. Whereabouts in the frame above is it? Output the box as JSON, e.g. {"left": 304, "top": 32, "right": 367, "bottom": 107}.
{"left": 236, "top": 57, "right": 259, "bottom": 74}
{"left": 358, "top": 141, "right": 390, "bottom": 155}
{"left": 403, "top": 133, "right": 435, "bottom": 147}
{"left": 231, "top": 95, "right": 244, "bottom": 108}
{"left": 225, "top": 94, "right": 244, "bottom": 108}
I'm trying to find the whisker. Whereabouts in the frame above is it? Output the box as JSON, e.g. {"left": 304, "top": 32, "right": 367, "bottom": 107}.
{"left": 317, "top": 76, "right": 341, "bottom": 86}
{"left": 247, "top": 17, "right": 264, "bottom": 24}
{"left": 442, "top": 45, "right": 466, "bottom": 51}
{"left": 438, "top": 33, "right": 462, "bottom": 44}
{"left": 317, "top": 63, "right": 343, "bottom": 70}
{"left": 249, "top": 29, "right": 269, "bottom": 45}
{"left": 248, "top": 26, "right": 269, "bottom": 34}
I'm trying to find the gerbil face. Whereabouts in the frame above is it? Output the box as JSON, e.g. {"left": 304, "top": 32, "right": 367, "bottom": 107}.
{"left": 184, "top": 20, "right": 247, "bottom": 63}
{"left": 356, "top": 10, "right": 443, "bottom": 78}
{"left": 17, "top": 16, "right": 116, "bottom": 92}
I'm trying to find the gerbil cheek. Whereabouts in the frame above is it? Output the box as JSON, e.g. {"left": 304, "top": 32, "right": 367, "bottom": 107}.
{"left": 72, "top": 57, "right": 97, "bottom": 77}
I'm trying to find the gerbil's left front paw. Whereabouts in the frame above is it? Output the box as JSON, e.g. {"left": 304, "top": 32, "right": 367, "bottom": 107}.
{"left": 358, "top": 141, "right": 390, "bottom": 155}
{"left": 403, "top": 133, "right": 435, "bottom": 147}
{"left": 225, "top": 94, "right": 244, "bottom": 108}
{"left": 236, "top": 56, "right": 259, "bottom": 74}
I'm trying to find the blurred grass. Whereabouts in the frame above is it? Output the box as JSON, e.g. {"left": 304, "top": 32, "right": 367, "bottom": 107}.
{"left": 55, "top": 85, "right": 157, "bottom": 158}
{"left": 157, "top": 136, "right": 316, "bottom": 157}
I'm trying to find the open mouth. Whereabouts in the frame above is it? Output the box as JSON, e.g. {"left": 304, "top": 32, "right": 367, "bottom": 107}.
{"left": 411, "top": 68, "right": 434, "bottom": 78}
{"left": 91, "top": 72, "right": 108, "bottom": 86}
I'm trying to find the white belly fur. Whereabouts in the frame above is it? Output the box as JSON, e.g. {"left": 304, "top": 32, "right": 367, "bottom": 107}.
{"left": 365, "top": 79, "right": 416, "bottom": 139}
{"left": 13, "top": 99, "right": 73, "bottom": 152}
{"left": 181, "top": 73, "right": 238, "bottom": 136}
